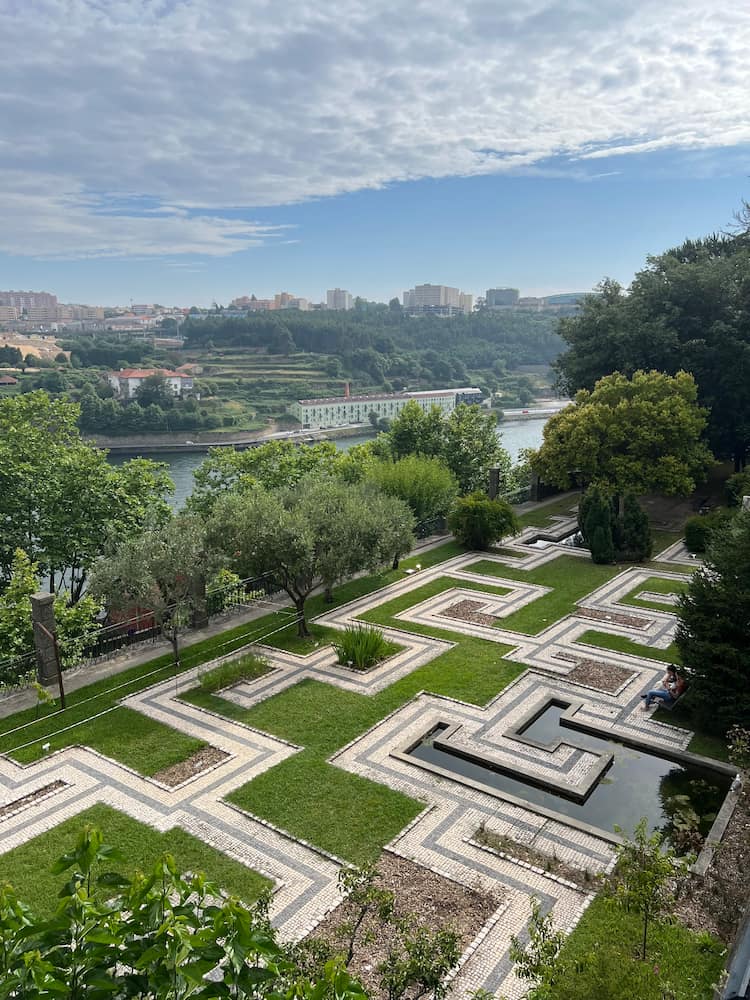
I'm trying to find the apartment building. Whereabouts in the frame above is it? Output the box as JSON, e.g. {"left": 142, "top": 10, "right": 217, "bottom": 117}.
{"left": 326, "top": 288, "right": 353, "bottom": 310}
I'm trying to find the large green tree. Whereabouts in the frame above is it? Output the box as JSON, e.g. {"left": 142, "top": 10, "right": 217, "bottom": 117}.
{"left": 188, "top": 439, "right": 343, "bottom": 516}
{"left": 89, "top": 515, "right": 208, "bottom": 667}
{"left": 385, "top": 401, "right": 512, "bottom": 494}
{"left": 675, "top": 510, "right": 750, "bottom": 734}
{"left": 0, "top": 392, "right": 173, "bottom": 599}
{"left": 531, "top": 370, "right": 713, "bottom": 497}
{"left": 207, "top": 483, "right": 414, "bottom": 635}
{"left": 555, "top": 226, "right": 750, "bottom": 470}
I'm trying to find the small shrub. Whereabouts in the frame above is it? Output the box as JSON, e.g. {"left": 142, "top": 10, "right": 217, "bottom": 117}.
{"left": 684, "top": 510, "right": 730, "bottom": 553}
{"left": 333, "top": 624, "right": 391, "bottom": 671}
{"left": 725, "top": 471, "right": 750, "bottom": 507}
{"left": 198, "top": 652, "right": 269, "bottom": 692}
{"left": 447, "top": 493, "right": 518, "bottom": 550}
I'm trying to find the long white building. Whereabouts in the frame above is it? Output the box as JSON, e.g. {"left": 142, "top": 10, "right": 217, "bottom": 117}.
{"left": 290, "top": 387, "right": 483, "bottom": 429}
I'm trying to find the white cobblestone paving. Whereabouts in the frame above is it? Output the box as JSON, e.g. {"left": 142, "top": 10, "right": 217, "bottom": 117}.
{"left": 0, "top": 527, "right": 700, "bottom": 997}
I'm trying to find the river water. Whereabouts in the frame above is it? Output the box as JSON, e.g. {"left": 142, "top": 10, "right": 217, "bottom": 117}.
{"left": 109, "top": 417, "right": 548, "bottom": 511}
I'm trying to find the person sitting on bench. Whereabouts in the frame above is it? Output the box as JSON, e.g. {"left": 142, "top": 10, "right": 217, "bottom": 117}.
{"left": 641, "top": 666, "right": 686, "bottom": 710}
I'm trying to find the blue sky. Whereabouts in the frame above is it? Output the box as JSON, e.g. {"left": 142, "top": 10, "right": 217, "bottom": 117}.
{"left": 1, "top": 1, "right": 748, "bottom": 306}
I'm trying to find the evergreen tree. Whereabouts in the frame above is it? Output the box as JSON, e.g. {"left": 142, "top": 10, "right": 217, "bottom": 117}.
{"left": 675, "top": 510, "right": 750, "bottom": 734}
{"left": 579, "top": 485, "right": 615, "bottom": 564}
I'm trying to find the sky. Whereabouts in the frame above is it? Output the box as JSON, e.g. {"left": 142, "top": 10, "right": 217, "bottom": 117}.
{"left": 1, "top": 0, "right": 749, "bottom": 307}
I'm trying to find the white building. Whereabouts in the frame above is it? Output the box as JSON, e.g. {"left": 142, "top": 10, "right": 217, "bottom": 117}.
{"left": 326, "top": 288, "right": 353, "bottom": 310}
{"left": 290, "top": 387, "right": 483, "bottom": 429}
{"left": 107, "top": 368, "right": 194, "bottom": 399}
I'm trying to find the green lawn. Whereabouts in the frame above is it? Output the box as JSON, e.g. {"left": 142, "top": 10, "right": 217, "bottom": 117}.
{"left": 551, "top": 896, "right": 725, "bottom": 1000}
{"left": 619, "top": 574, "right": 688, "bottom": 612}
{"left": 575, "top": 630, "right": 680, "bottom": 664}
{"left": 516, "top": 494, "right": 578, "bottom": 527}
{"left": 465, "top": 555, "right": 621, "bottom": 633}
{"left": 1, "top": 803, "right": 270, "bottom": 917}
{"left": 206, "top": 632, "right": 524, "bottom": 863}
{"left": 10, "top": 706, "right": 206, "bottom": 775}
{"left": 652, "top": 705, "right": 730, "bottom": 761}
{"left": 650, "top": 528, "right": 685, "bottom": 555}
{"left": 0, "top": 541, "right": 463, "bottom": 769}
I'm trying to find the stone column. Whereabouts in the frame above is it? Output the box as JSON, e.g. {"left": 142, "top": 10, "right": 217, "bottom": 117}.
{"left": 30, "top": 592, "right": 59, "bottom": 686}
{"left": 488, "top": 467, "right": 501, "bottom": 500}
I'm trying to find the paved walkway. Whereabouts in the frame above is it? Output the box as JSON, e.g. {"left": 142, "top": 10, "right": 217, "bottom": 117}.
{"left": 0, "top": 517, "right": 701, "bottom": 998}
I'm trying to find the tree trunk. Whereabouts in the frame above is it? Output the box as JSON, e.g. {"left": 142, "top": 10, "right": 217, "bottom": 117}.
{"left": 168, "top": 628, "right": 181, "bottom": 669}
{"left": 324, "top": 585, "right": 334, "bottom": 604}
{"left": 392, "top": 554, "right": 400, "bottom": 570}
{"left": 294, "top": 597, "right": 311, "bottom": 638}
{"left": 641, "top": 911, "right": 649, "bottom": 961}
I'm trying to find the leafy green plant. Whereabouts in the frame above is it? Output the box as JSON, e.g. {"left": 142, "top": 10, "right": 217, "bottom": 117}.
{"left": 0, "top": 823, "right": 368, "bottom": 1000}
{"left": 447, "top": 492, "right": 518, "bottom": 550}
{"left": 605, "top": 819, "right": 693, "bottom": 961}
{"left": 198, "top": 652, "right": 270, "bottom": 693}
{"left": 333, "top": 624, "right": 392, "bottom": 671}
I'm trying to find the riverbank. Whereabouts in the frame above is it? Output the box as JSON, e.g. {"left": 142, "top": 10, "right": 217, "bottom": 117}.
{"left": 88, "top": 424, "right": 369, "bottom": 454}
{"left": 87, "top": 400, "right": 567, "bottom": 454}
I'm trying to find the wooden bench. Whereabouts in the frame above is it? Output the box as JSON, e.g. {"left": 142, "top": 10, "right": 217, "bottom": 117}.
{"left": 658, "top": 685, "right": 689, "bottom": 711}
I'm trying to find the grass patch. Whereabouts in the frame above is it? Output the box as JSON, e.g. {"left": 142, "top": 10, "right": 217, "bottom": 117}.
{"left": 2, "top": 803, "right": 270, "bottom": 917}
{"left": 9, "top": 706, "right": 206, "bottom": 775}
{"left": 0, "top": 540, "right": 466, "bottom": 766}
{"left": 215, "top": 630, "right": 523, "bottom": 863}
{"left": 198, "top": 652, "right": 271, "bottom": 693}
{"left": 465, "top": 555, "right": 621, "bottom": 633}
{"left": 552, "top": 895, "right": 725, "bottom": 1000}
{"left": 576, "top": 630, "right": 680, "bottom": 664}
{"left": 516, "top": 494, "right": 578, "bottom": 527}
{"left": 650, "top": 529, "right": 685, "bottom": 554}
{"left": 652, "top": 706, "right": 730, "bottom": 762}
{"left": 619, "top": 574, "right": 688, "bottom": 612}
{"left": 228, "top": 754, "right": 423, "bottom": 865}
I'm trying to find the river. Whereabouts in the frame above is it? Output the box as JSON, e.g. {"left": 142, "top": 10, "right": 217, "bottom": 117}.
{"left": 108, "top": 417, "right": 549, "bottom": 510}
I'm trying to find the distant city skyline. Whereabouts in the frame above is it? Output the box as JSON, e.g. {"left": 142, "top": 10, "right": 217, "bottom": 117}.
{"left": 1, "top": 2, "right": 748, "bottom": 306}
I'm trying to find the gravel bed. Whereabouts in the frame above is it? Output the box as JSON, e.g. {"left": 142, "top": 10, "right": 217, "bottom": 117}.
{"left": 308, "top": 852, "right": 500, "bottom": 999}
{"left": 0, "top": 780, "right": 67, "bottom": 819}
{"left": 152, "top": 746, "right": 229, "bottom": 786}
{"left": 441, "top": 599, "right": 499, "bottom": 627}
{"left": 565, "top": 658, "right": 635, "bottom": 692}
{"left": 575, "top": 607, "right": 651, "bottom": 628}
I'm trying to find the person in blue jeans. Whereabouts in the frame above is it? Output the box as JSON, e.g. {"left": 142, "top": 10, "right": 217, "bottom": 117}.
{"left": 641, "top": 666, "right": 686, "bottom": 710}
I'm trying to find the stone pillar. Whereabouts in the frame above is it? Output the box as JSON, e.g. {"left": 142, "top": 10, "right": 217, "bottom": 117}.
{"left": 30, "top": 592, "right": 59, "bottom": 686}
{"left": 488, "top": 467, "right": 500, "bottom": 500}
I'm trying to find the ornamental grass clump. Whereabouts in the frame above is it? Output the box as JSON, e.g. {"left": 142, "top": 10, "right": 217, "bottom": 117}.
{"left": 333, "top": 624, "right": 391, "bottom": 671}
{"left": 198, "top": 652, "right": 269, "bottom": 693}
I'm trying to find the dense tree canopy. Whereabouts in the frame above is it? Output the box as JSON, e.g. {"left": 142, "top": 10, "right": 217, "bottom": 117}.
{"left": 555, "top": 227, "right": 750, "bottom": 469}
{"left": 0, "top": 392, "right": 174, "bottom": 599}
{"left": 531, "top": 370, "right": 713, "bottom": 496}
{"left": 207, "top": 482, "right": 414, "bottom": 635}
{"left": 675, "top": 510, "right": 750, "bottom": 734}
{"left": 365, "top": 455, "right": 459, "bottom": 523}
{"left": 384, "top": 401, "right": 512, "bottom": 494}
{"left": 188, "top": 439, "right": 344, "bottom": 516}
{"left": 447, "top": 493, "right": 518, "bottom": 550}
{"left": 89, "top": 515, "right": 208, "bottom": 666}
{"left": 182, "top": 308, "right": 563, "bottom": 380}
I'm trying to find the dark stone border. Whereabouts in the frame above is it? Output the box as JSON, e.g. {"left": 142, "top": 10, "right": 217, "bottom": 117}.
{"left": 391, "top": 695, "right": 738, "bottom": 855}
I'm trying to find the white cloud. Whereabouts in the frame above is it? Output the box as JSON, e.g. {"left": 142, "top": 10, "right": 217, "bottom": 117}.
{"left": 1, "top": 0, "right": 748, "bottom": 257}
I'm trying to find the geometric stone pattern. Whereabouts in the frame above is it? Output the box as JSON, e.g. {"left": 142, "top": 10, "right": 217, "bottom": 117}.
{"left": 0, "top": 519, "right": 696, "bottom": 999}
